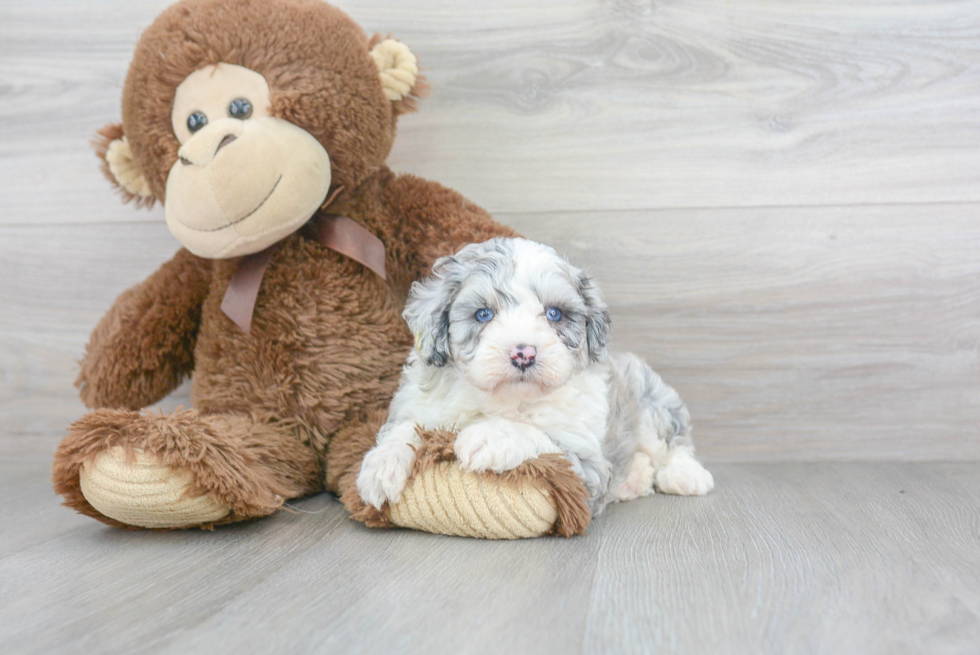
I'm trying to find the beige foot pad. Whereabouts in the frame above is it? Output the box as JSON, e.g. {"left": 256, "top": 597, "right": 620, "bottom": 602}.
{"left": 79, "top": 446, "right": 230, "bottom": 528}
{"left": 389, "top": 461, "right": 559, "bottom": 539}
{"left": 350, "top": 428, "right": 591, "bottom": 539}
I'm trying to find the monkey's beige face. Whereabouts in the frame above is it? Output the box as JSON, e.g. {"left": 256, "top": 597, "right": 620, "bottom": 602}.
{"left": 101, "top": 35, "right": 421, "bottom": 258}
{"left": 164, "top": 64, "right": 332, "bottom": 258}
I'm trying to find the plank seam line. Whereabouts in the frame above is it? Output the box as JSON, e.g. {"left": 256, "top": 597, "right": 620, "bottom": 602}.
{"left": 3, "top": 198, "right": 980, "bottom": 229}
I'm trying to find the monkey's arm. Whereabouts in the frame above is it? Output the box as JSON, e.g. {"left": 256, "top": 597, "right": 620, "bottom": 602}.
{"left": 383, "top": 174, "right": 517, "bottom": 285}
{"left": 76, "top": 248, "right": 213, "bottom": 410}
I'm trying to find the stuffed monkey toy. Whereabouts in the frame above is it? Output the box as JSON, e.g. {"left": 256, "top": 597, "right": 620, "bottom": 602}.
{"left": 52, "top": 0, "right": 591, "bottom": 538}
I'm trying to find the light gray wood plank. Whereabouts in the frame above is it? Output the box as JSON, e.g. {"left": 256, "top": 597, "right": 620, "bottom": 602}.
{"left": 0, "top": 458, "right": 599, "bottom": 655}
{"left": 508, "top": 203, "right": 980, "bottom": 462}
{"left": 584, "top": 463, "right": 980, "bottom": 655}
{"left": 3, "top": 2, "right": 978, "bottom": 651}
{"left": 0, "top": 220, "right": 190, "bottom": 459}
{"left": 3, "top": 203, "right": 977, "bottom": 461}
{"left": 2, "top": 461, "right": 978, "bottom": 654}
{"left": 2, "top": 0, "right": 980, "bottom": 224}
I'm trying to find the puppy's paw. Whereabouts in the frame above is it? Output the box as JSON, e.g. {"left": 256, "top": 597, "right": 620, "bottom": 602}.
{"left": 615, "top": 452, "right": 656, "bottom": 502}
{"left": 356, "top": 440, "right": 417, "bottom": 509}
{"left": 454, "top": 423, "right": 533, "bottom": 474}
{"left": 655, "top": 455, "right": 714, "bottom": 496}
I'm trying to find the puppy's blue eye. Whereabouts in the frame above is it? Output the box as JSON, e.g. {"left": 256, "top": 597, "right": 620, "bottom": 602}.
{"left": 475, "top": 308, "right": 494, "bottom": 323}
{"left": 546, "top": 307, "right": 563, "bottom": 322}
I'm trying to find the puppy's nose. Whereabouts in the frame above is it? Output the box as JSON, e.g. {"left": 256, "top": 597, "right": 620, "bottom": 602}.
{"left": 510, "top": 344, "right": 537, "bottom": 370}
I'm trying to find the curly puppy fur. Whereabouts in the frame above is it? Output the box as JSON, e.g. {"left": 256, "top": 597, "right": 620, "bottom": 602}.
{"left": 356, "top": 238, "right": 713, "bottom": 517}
{"left": 52, "top": 0, "right": 551, "bottom": 527}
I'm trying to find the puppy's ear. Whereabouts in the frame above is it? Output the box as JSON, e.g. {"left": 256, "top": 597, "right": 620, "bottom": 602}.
{"left": 403, "top": 255, "right": 466, "bottom": 366}
{"left": 577, "top": 273, "right": 611, "bottom": 362}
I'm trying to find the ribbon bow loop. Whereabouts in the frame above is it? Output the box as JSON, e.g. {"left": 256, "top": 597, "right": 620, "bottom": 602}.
{"left": 220, "top": 213, "right": 387, "bottom": 333}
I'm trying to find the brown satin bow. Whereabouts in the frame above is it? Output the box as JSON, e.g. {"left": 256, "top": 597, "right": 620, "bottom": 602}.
{"left": 220, "top": 189, "right": 387, "bottom": 333}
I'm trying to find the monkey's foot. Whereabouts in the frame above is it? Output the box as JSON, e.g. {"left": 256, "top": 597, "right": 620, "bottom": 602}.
{"left": 54, "top": 408, "right": 321, "bottom": 529}
{"left": 79, "top": 446, "right": 231, "bottom": 528}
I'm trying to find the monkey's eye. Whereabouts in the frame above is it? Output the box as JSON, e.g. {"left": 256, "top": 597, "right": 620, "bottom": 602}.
{"left": 186, "top": 111, "right": 208, "bottom": 133}
{"left": 475, "top": 308, "right": 494, "bottom": 323}
{"left": 228, "top": 98, "right": 253, "bottom": 120}
{"left": 545, "top": 307, "right": 563, "bottom": 322}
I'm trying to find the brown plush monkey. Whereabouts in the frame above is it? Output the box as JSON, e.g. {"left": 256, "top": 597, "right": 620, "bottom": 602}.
{"left": 51, "top": 0, "right": 590, "bottom": 538}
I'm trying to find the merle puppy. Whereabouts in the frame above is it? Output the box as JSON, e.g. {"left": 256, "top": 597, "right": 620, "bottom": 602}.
{"left": 357, "top": 237, "right": 713, "bottom": 514}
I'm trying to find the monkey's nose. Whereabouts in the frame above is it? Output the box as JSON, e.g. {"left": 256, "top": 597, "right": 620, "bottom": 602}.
{"left": 176, "top": 119, "right": 244, "bottom": 167}
{"left": 510, "top": 344, "right": 537, "bottom": 370}
{"left": 180, "top": 134, "right": 237, "bottom": 166}
{"left": 214, "top": 133, "right": 237, "bottom": 155}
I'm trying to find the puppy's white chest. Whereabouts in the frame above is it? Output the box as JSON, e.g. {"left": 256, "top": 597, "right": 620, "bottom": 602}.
{"left": 518, "top": 371, "right": 610, "bottom": 447}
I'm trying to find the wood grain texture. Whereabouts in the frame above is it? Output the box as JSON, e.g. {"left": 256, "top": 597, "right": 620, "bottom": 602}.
{"left": 2, "top": 0, "right": 980, "bottom": 223}
{"left": 2, "top": 2, "right": 978, "bottom": 653}
{"left": 2, "top": 0, "right": 977, "bottom": 459}
{"left": 3, "top": 202, "right": 977, "bottom": 461}
{"left": 583, "top": 462, "right": 980, "bottom": 655}
{"left": 2, "top": 461, "right": 978, "bottom": 654}
{"left": 509, "top": 204, "right": 980, "bottom": 462}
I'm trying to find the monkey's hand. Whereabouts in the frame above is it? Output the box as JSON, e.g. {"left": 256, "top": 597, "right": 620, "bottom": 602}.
{"left": 77, "top": 248, "right": 211, "bottom": 410}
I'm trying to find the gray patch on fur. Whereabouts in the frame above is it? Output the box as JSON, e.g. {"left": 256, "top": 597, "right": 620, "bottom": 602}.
{"left": 587, "top": 352, "right": 693, "bottom": 514}
{"left": 405, "top": 239, "right": 527, "bottom": 367}
{"left": 402, "top": 256, "right": 465, "bottom": 366}
{"left": 404, "top": 237, "right": 693, "bottom": 517}
{"left": 577, "top": 275, "right": 611, "bottom": 363}
{"left": 405, "top": 237, "right": 603, "bottom": 368}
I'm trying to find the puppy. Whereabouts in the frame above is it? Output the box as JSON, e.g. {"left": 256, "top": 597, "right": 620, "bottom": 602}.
{"left": 357, "top": 237, "right": 713, "bottom": 514}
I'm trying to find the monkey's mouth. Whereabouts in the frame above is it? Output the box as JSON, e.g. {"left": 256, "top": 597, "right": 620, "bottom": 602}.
{"left": 177, "top": 175, "right": 282, "bottom": 233}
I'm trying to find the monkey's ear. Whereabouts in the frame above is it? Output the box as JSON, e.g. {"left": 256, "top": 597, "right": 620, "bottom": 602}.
{"left": 92, "top": 123, "right": 156, "bottom": 208}
{"left": 369, "top": 36, "right": 429, "bottom": 114}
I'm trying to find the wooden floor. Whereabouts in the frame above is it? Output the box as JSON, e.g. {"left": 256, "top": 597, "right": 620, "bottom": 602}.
{"left": 2, "top": 460, "right": 978, "bottom": 654}
{"left": 2, "top": 0, "right": 979, "bottom": 653}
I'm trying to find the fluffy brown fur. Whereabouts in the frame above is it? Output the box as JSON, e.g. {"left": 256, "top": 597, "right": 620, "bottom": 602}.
{"left": 121, "top": 0, "right": 401, "bottom": 201}
{"left": 75, "top": 248, "right": 211, "bottom": 410}
{"left": 52, "top": 0, "right": 590, "bottom": 533}
{"left": 54, "top": 408, "right": 321, "bottom": 528}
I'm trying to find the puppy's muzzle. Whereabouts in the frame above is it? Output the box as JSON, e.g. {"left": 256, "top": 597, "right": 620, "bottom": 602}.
{"left": 510, "top": 344, "right": 537, "bottom": 371}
